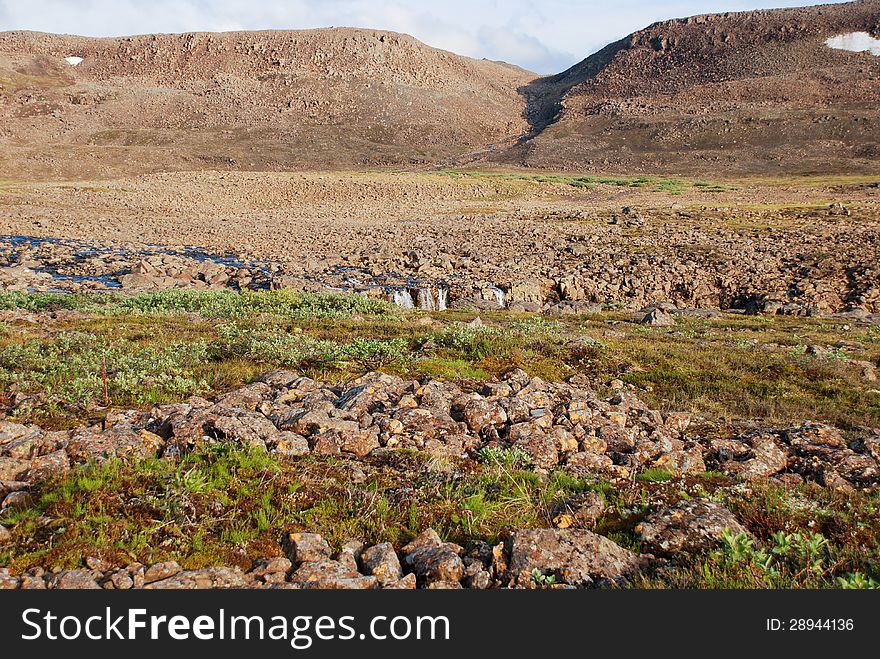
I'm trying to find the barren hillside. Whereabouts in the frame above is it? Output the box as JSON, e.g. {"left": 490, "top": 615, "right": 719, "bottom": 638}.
{"left": 503, "top": 0, "right": 880, "bottom": 175}
{"left": 0, "top": 29, "right": 535, "bottom": 179}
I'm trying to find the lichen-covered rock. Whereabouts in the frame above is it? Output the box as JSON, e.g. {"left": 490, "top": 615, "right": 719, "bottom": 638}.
{"left": 272, "top": 431, "right": 310, "bottom": 457}
{"left": 283, "top": 532, "right": 332, "bottom": 564}
{"left": 552, "top": 491, "right": 606, "bottom": 529}
{"left": 712, "top": 433, "right": 787, "bottom": 481}
{"left": 144, "top": 561, "right": 182, "bottom": 584}
{"left": 406, "top": 545, "right": 465, "bottom": 585}
{"left": 360, "top": 542, "right": 403, "bottom": 586}
{"left": 509, "top": 421, "right": 558, "bottom": 468}
{"left": 48, "top": 570, "right": 102, "bottom": 590}
{"left": 66, "top": 424, "right": 157, "bottom": 463}
{"left": 636, "top": 499, "right": 750, "bottom": 555}
{"left": 0, "top": 568, "right": 19, "bottom": 589}
{"left": 214, "top": 383, "right": 272, "bottom": 411}
{"left": 461, "top": 398, "right": 507, "bottom": 434}
{"left": 27, "top": 450, "right": 71, "bottom": 482}
{"left": 0, "top": 457, "right": 30, "bottom": 482}
{"left": 290, "top": 560, "right": 377, "bottom": 589}
{"left": 506, "top": 528, "right": 643, "bottom": 587}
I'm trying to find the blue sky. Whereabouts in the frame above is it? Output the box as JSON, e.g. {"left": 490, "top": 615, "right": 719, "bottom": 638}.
{"left": 0, "top": 1, "right": 853, "bottom": 73}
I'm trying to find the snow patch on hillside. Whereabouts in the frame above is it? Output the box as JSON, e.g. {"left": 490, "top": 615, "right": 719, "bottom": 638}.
{"left": 826, "top": 32, "right": 880, "bottom": 56}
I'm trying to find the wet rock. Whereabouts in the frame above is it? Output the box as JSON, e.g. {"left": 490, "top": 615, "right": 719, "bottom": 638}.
{"left": 636, "top": 500, "right": 750, "bottom": 555}
{"left": 506, "top": 528, "right": 643, "bottom": 587}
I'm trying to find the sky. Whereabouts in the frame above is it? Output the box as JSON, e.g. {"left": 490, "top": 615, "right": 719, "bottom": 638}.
{"left": 0, "top": 0, "right": 854, "bottom": 73}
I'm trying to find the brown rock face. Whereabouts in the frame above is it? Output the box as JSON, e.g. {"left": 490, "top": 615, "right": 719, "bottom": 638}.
{"left": 502, "top": 0, "right": 880, "bottom": 175}
{"left": 0, "top": 28, "right": 534, "bottom": 179}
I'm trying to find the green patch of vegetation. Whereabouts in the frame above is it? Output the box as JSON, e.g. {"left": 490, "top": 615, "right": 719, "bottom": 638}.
{"left": 0, "top": 292, "right": 877, "bottom": 431}
{"left": 0, "top": 331, "right": 210, "bottom": 408}
{"left": 477, "top": 446, "right": 534, "bottom": 469}
{"left": 635, "top": 481, "right": 880, "bottom": 589}
{"left": 0, "top": 289, "right": 397, "bottom": 320}
{"left": 636, "top": 468, "right": 676, "bottom": 483}
{"left": 433, "top": 170, "right": 734, "bottom": 194}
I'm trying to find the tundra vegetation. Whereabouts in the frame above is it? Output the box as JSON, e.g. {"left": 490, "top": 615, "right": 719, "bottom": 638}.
{"left": 1, "top": 290, "right": 878, "bottom": 588}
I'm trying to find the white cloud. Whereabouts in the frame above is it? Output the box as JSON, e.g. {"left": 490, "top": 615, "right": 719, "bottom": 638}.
{"left": 0, "top": 0, "right": 856, "bottom": 74}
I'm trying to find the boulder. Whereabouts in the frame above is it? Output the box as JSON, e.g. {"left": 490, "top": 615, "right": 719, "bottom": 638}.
{"left": 360, "top": 542, "right": 403, "bottom": 586}
{"left": 506, "top": 528, "right": 644, "bottom": 587}
{"left": 636, "top": 500, "right": 750, "bottom": 555}
{"left": 283, "top": 532, "right": 332, "bottom": 565}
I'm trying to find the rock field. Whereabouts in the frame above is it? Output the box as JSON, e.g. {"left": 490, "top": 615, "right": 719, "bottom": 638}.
{"left": 2, "top": 367, "right": 878, "bottom": 588}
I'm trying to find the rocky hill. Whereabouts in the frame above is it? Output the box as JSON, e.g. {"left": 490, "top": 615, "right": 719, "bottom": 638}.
{"left": 0, "top": 29, "right": 534, "bottom": 178}
{"left": 504, "top": 0, "right": 880, "bottom": 174}
{"left": 2, "top": 2, "right": 879, "bottom": 178}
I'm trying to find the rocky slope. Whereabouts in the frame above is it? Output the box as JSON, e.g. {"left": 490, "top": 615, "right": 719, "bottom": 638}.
{"left": 2, "top": 2, "right": 879, "bottom": 178}
{"left": 0, "top": 29, "right": 534, "bottom": 178}
{"left": 503, "top": 0, "right": 880, "bottom": 174}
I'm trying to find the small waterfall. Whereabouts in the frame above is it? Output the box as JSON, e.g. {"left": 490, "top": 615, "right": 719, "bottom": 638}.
{"left": 489, "top": 286, "right": 506, "bottom": 308}
{"left": 389, "top": 289, "right": 415, "bottom": 309}
{"left": 417, "top": 288, "right": 436, "bottom": 311}
{"left": 437, "top": 286, "right": 448, "bottom": 312}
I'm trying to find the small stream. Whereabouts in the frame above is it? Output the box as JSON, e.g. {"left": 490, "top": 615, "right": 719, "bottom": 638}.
{"left": 0, "top": 235, "right": 498, "bottom": 310}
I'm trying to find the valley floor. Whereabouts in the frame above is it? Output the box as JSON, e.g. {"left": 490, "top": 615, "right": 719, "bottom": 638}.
{"left": 0, "top": 169, "right": 878, "bottom": 589}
